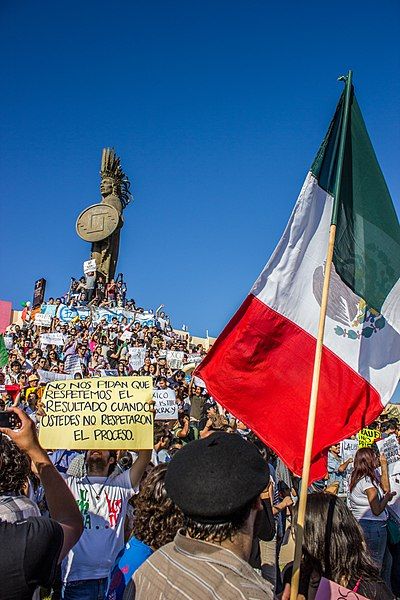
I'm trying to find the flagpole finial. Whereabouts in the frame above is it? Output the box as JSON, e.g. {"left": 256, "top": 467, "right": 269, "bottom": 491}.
{"left": 338, "top": 69, "right": 353, "bottom": 83}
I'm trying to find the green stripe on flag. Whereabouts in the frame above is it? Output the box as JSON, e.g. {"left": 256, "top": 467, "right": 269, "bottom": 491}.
{"left": 0, "top": 335, "right": 8, "bottom": 368}
{"left": 311, "top": 87, "right": 400, "bottom": 314}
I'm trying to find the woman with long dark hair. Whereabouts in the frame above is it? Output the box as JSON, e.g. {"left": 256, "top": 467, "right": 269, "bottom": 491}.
{"left": 107, "top": 464, "right": 184, "bottom": 600}
{"left": 349, "top": 447, "right": 395, "bottom": 579}
{"left": 283, "top": 493, "right": 393, "bottom": 599}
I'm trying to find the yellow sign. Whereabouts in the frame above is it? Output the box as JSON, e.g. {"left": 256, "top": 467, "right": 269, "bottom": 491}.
{"left": 38, "top": 376, "right": 154, "bottom": 450}
{"left": 358, "top": 428, "right": 380, "bottom": 448}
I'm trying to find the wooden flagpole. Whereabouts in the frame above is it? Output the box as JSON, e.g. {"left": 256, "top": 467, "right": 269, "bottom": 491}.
{"left": 290, "top": 70, "right": 353, "bottom": 600}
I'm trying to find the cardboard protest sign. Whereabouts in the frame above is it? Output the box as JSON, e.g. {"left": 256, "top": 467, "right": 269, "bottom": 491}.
{"left": 3, "top": 335, "right": 13, "bottom": 350}
{"left": 185, "top": 354, "right": 202, "bottom": 365}
{"left": 83, "top": 259, "right": 97, "bottom": 274}
{"left": 340, "top": 439, "right": 358, "bottom": 462}
{"left": 153, "top": 388, "right": 178, "bottom": 420}
{"left": 35, "top": 313, "right": 52, "bottom": 327}
{"left": 166, "top": 350, "right": 184, "bottom": 370}
{"left": 358, "top": 428, "right": 380, "bottom": 448}
{"left": 40, "top": 332, "right": 64, "bottom": 346}
{"left": 120, "top": 330, "right": 133, "bottom": 342}
{"left": 64, "top": 354, "right": 82, "bottom": 375}
{"left": 340, "top": 438, "right": 358, "bottom": 494}
{"left": 129, "top": 348, "right": 146, "bottom": 371}
{"left": 315, "top": 577, "right": 368, "bottom": 599}
{"left": 376, "top": 434, "right": 400, "bottom": 476}
{"left": 37, "top": 370, "right": 70, "bottom": 384}
{"left": 38, "top": 376, "right": 154, "bottom": 450}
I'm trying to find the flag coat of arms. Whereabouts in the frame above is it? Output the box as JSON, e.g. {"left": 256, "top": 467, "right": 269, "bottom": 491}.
{"left": 196, "top": 85, "right": 400, "bottom": 480}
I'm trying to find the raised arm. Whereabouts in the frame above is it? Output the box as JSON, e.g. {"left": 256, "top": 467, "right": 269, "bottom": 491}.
{"left": 129, "top": 449, "right": 152, "bottom": 488}
{"left": 0, "top": 407, "right": 83, "bottom": 561}
{"left": 379, "top": 453, "right": 390, "bottom": 494}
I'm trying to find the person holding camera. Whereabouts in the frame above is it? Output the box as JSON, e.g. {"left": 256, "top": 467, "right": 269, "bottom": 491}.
{"left": 0, "top": 407, "right": 83, "bottom": 600}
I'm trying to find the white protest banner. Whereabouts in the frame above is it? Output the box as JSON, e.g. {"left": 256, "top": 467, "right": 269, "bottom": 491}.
{"left": 166, "top": 350, "right": 184, "bottom": 370}
{"left": 129, "top": 348, "right": 146, "bottom": 371}
{"left": 100, "top": 369, "right": 119, "bottom": 377}
{"left": 40, "top": 332, "right": 65, "bottom": 346}
{"left": 185, "top": 354, "right": 202, "bottom": 365}
{"left": 35, "top": 313, "right": 52, "bottom": 327}
{"left": 38, "top": 370, "right": 70, "bottom": 383}
{"left": 134, "top": 311, "right": 155, "bottom": 327}
{"left": 120, "top": 330, "right": 133, "bottom": 342}
{"left": 41, "top": 304, "right": 57, "bottom": 317}
{"left": 340, "top": 439, "right": 358, "bottom": 463}
{"left": 57, "top": 305, "right": 91, "bottom": 323}
{"left": 376, "top": 434, "right": 400, "bottom": 476}
{"left": 93, "top": 308, "right": 125, "bottom": 325}
{"left": 153, "top": 388, "right": 178, "bottom": 420}
{"left": 117, "top": 308, "right": 136, "bottom": 323}
{"left": 4, "top": 335, "right": 13, "bottom": 350}
{"left": 92, "top": 307, "right": 150, "bottom": 326}
{"left": 76, "top": 307, "right": 91, "bottom": 321}
{"left": 340, "top": 438, "right": 358, "bottom": 494}
{"left": 38, "top": 376, "right": 154, "bottom": 450}
{"left": 83, "top": 259, "right": 97, "bottom": 274}
{"left": 65, "top": 354, "right": 82, "bottom": 375}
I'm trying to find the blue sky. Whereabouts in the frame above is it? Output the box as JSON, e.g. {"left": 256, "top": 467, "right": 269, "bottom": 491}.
{"left": 0, "top": 0, "right": 399, "bottom": 355}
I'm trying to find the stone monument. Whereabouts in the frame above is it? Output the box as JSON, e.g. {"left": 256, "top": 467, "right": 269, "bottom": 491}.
{"left": 76, "top": 148, "right": 132, "bottom": 281}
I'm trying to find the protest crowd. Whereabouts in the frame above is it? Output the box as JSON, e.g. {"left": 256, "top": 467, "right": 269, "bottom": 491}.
{"left": 1, "top": 269, "right": 400, "bottom": 600}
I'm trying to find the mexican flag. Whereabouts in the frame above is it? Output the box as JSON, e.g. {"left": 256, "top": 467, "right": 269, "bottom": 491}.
{"left": 196, "top": 84, "right": 400, "bottom": 480}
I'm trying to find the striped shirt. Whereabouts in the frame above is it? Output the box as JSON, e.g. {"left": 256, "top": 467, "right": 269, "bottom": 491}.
{"left": 130, "top": 531, "right": 274, "bottom": 600}
{"left": 0, "top": 494, "right": 40, "bottom": 523}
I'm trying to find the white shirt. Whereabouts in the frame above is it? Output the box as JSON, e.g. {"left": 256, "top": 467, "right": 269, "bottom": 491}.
{"left": 62, "top": 470, "right": 137, "bottom": 582}
{"left": 348, "top": 476, "right": 387, "bottom": 521}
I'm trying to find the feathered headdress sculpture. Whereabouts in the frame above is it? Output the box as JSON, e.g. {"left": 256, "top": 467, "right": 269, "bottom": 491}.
{"left": 100, "top": 147, "right": 132, "bottom": 209}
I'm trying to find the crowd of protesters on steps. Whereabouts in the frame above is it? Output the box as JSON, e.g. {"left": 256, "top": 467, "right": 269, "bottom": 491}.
{"left": 1, "top": 269, "right": 400, "bottom": 600}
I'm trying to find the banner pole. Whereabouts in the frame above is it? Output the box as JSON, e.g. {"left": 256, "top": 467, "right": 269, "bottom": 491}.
{"left": 290, "top": 70, "right": 353, "bottom": 600}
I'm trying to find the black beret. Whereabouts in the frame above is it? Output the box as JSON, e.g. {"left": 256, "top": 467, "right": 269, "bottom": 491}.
{"left": 165, "top": 432, "right": 269, "bottom": 523}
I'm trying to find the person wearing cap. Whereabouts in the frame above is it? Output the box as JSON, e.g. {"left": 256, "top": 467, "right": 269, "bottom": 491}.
{"left": 131, "top": 432, "right": 275, "bottom": 599}
{"left": 25, "top": 373, "right": 44, "bottom": 402}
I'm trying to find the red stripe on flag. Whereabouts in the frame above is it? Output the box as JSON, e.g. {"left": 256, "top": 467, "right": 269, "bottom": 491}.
{"left": 196, "top": 294, "right": 382, "bottom": 481}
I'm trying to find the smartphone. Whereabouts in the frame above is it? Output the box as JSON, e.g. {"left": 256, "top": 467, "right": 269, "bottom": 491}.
{"left": 0, "top": 411, "right": 22, "bottom": 430}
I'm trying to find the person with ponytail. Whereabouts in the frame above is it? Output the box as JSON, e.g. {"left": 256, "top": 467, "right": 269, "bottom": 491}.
{"left": 349, "top": 447, "right": 396, "bottom": 582}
